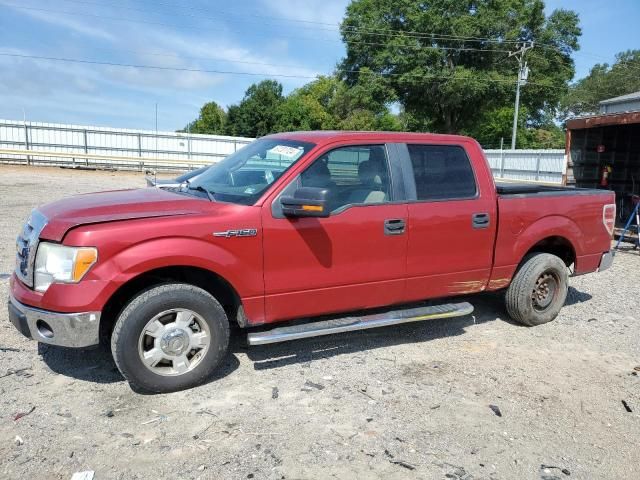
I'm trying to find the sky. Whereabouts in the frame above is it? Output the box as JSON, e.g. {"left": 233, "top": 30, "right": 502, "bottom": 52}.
{"left": 0, "top": 0, "right": 638, "bottom": 131}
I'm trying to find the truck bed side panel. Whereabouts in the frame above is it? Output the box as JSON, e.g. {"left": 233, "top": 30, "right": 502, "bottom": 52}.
{"left": 487, "top": 191, "right": 614, "bottom": 290}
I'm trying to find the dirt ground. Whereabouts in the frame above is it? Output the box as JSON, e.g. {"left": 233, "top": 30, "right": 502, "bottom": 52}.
{"left": 0, "top": 165, "right": 638, "bottom": 480}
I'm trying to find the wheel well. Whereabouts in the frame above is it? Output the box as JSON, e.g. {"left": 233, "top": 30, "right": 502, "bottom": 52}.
{"left": 523, "top": 236, "right": 576, "bottom": 268}
{"left": 100, "top": 266, "right": 244, "bottom": 342}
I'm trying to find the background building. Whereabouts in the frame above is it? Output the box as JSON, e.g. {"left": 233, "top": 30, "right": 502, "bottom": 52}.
{"left": 566, "top": 91, "right": 640, "bottom": 225}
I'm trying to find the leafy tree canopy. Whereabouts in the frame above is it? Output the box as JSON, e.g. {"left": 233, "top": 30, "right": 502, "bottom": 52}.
{"left": 339, "top": 0, "right": 580, "bottom": 134}
{"left": 464, "top": 105, "right": 564, "bottom": 148}
{"left": 181, "top": 101, "right": 226, "bottom": 134}
{"left": 276, "top": 72, "right": 402, "bottom": 132}
{"left": 561, "top": 50, "right": 640, "bottom": 117}
{"left": 182, "top": 0, "right": 593, "bottom": 149}
{"left": 224, "top": 80, "right": 284, "bottom": 137}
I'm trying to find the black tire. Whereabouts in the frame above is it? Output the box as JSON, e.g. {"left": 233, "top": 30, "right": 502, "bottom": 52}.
{"left": 111, "top": 283, "right": 230, "bottom": 393}
{"left": 505, "top": 253, "right": 568, "bottom": 326}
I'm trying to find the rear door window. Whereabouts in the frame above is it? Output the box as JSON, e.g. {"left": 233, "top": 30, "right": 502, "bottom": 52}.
{"left": 407, "top": 144, "right": 477, "bottom": 201}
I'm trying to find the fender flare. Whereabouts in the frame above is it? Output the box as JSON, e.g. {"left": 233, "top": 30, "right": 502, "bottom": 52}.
{"left": 95, "top": 236, "right": 251, "bottom": 304}
{"left": 511, "top": 215, "right": 582, "bottom": 266}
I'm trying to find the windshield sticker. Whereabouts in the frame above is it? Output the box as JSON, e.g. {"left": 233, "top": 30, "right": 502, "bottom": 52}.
{"left": 268, "top": 145, "right": 303, "bottom": 158}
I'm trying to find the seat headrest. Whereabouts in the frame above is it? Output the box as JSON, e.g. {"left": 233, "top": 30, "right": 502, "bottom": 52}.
{"left": 358, "top": 160, "right": 382, "bottom": 186}
{"left": 302, "top": 160, "right": 331, "bottom": 187}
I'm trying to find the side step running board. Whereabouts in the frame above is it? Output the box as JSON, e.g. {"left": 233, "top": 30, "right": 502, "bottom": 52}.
{"left": 247, "top": 302, "right": 474, "bottom": 346}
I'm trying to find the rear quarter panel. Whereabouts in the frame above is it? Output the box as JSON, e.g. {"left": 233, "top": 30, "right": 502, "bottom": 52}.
{"left": 489, "top": 191, "right": 614, "bottom": 289}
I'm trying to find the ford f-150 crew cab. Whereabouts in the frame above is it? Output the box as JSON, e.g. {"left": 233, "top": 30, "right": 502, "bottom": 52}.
{"left": 9, "top": 131, "right": 616, "bottom": 393}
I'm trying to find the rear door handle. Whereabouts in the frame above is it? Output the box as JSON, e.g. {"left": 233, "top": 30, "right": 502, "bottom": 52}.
{"left": 384, "top": 218, "right": 406, "bottom": 235}
{"left": 472, "top": 213, "right": 490, "bottom": 229}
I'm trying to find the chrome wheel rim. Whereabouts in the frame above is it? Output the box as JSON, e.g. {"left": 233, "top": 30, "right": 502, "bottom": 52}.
{"left": 531, "top": 271, "right": 558, "bottom": 312}
{"left": 137, "top": 308, "right": 211, "bottom": 376}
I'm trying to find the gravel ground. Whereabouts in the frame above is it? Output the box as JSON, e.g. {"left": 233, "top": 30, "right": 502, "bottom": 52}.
{"left": 0, "top": 165, "right": 638, "bottom": 480}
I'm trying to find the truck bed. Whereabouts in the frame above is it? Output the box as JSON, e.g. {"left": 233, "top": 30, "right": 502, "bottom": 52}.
{"left": 493, "top": 183, "right": 615, "bottom": 278}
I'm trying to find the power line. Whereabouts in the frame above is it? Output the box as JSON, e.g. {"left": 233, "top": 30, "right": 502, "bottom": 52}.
{"left": 0, "top": 3, "right": 332, "bottom": 42}
{"left": 8, "top": 0, "right": 629, "bottom": 69}
{"left": 77, "top": 47, "right": 320, "bottom": 70}
{"left": 14, "top": 0, "right": 632, "bottom": 70}
{"left": 0, "top": 51, "right": 568, "bottom": 90}
{"left": 135, "top": 2, "right": 635, "bottom": 74}
{"left": 47, "top": 0, "right": 565, "bottom": 50}
{"left": 8, "top": 3, "right": 631, "bottom": 87}
{"left": 0, "top": 3, "right": 512, "bottom": 54}
{"left": 4, "top": 2, "right": 611, "bottom": 90}
{"left": 52, "top": 0, "right": 348, "bottom": 28}
{"left": 529, "top": 49, "right": 640, "bottom": 76}
{"left": 53, "top": 0, "right": 525, "bottom": 45}
{"left": 0, "top": 52, "right": 319, "bottom": 79}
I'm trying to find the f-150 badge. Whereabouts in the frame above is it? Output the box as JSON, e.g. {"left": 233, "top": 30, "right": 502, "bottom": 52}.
{"left": 213, "top": 229, "right": 258, "bottom": 238}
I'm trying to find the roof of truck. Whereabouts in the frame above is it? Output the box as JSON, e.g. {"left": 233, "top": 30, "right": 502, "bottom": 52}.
{"left": 266, "top": 130, "right": 475, "bottom": 144}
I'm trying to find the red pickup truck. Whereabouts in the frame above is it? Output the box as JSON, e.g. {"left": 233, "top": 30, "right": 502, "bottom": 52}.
{"left": 9, "top": 131, "right": 615, "bottom": 392}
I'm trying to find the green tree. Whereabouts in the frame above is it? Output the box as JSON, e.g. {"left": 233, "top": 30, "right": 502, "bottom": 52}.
{"left": 330, "top": 68, "right": 402, "bottom": 130}
{"left": 223, "top": 80, "right": 284, "bottom": 137}
{"left": 274, "top": 74, "right": 402, "bottom": 132}
{"left": 275, "top": 76, "right": 338, "bottom": 131}
{"left": 465, "top": 106, "right": 564, "bottom": 148}
{"left": 464, "top": 106, "right": 524, "bottom": 148}
{"left": 561, "top": 50, "right": 640, "bottom": 117}
{"left": 182, "top": 101, "right": 226, "bottom": 134}
{"left": 339, "top": 0, "right": 580, "bottom": 134}
{"left": 528, "top": 126, "right": 565, "bottom": 149}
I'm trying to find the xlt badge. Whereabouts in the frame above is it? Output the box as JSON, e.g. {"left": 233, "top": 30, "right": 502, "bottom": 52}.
{"left": 213, "top": 228, "right": 258, "bottom": 238}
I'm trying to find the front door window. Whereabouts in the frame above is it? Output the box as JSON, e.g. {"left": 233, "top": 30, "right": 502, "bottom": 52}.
{"left": 299, "top": 145, "right": 392, "bottom": 213}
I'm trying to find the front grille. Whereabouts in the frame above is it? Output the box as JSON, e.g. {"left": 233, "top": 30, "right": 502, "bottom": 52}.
{"left": 15, "top": 210, "right": 47, "bottom": 288}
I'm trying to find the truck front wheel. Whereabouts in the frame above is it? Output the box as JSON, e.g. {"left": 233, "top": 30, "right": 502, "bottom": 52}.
{"left": 111, "top": 283, "right": 230, "bottom": 393}
{"left": 505, "top": 253, "right": 568, "bottom": 326}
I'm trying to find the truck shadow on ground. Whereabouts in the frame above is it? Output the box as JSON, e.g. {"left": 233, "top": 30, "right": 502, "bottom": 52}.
{"left": 241, "top": 288, "right": 592, "bottom": 371}
{"left": 565, "top": 286, "right": 592, "bottom": 305}
{"left": 38, "top": 343, "right": 241, "bottom": 385}
{"left": 39, "top": 343, "right": 124, "bottom": 384}
{"left": 38, "top": 287, "right": 592, "bottom": 385}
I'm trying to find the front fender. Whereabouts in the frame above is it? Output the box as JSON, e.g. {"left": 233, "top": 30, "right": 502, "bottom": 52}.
{"left": 95, "top": 236, "right": 262, "bottom": 298}
{"left": 11, "top": 235, "right": 261, "bottom": 315}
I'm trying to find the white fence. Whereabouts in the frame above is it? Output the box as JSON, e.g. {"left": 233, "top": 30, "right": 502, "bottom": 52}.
{"left": 0, "top": 119, "right": 253, "bottom": 172}
{"left": 484, "top": 149, "right": 566, "bottom": 184}
{"left": 0, "top": 119, "right": 567, "bottom": 183}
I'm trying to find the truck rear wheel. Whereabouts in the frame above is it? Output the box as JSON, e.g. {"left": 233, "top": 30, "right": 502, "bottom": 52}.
{"left": 111, "top": 283, "right": 230, "bottom": 393}
{"left": 505, "top": 253, "right": 568, "bottom": 326}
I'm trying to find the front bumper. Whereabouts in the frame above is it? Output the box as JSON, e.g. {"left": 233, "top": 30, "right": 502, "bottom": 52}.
{"left": 598, "top": 250, "right": 614, "bottom": 272}
{"left": 8, "top": 294, "right": 101, "bottom": 348}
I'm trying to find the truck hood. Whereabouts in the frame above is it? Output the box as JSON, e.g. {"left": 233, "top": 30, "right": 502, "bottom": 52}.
{"left": 38, "top": 188, "right": 210, "bottom": 241}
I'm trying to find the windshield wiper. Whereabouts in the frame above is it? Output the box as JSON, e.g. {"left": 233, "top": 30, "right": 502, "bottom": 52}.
{"left": 184, "top": 180, "right": 215, "bottom": 201}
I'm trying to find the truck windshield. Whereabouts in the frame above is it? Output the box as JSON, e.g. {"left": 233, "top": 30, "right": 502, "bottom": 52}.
{"left": 188, "top": 138, "right": 315, "bottom": 205}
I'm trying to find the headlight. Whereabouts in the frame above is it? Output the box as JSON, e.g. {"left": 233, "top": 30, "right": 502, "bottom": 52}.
{"left": 34, "top": 242, "right": 98, "bottom": 292}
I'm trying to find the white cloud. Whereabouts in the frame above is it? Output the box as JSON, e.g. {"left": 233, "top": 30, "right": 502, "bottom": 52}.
{"left": 105, "top": 65, "right": 225, "bottom": 91}
{"left": 0, "top": 0, "right": 337, "bottom": 129}
{"left": 6, "top": 6, "right": 116, "bottom": 42}
{"left": 258, "top": 0, "right": 350, "bottom": 27}
{"left": 0, "top": 49, "right": 99, "bottom": 96}
{"left": 122, "top": 27, "right": 320, "bottom": 79}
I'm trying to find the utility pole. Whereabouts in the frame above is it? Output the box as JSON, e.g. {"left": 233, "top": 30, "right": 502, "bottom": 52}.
{"left": 22, "top": 107, "right": 30, "bottom": 166}
{"left": 154, "top": 102, "right": 158, "bottom": 179}
{"left": 509, "top": 41, "right": 533, "bottom": 150}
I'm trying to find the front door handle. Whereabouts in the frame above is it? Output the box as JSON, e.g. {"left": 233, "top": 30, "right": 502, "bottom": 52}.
{"left": 472, "top": 213, "right": 490, "bottom": 229}
{"left": 384, "top": 218, "right": 406, "bottom": 235}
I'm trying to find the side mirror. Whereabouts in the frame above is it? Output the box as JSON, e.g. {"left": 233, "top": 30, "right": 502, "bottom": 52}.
{"left": 280, "top": 187, "right": 330, "bottom": 218}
